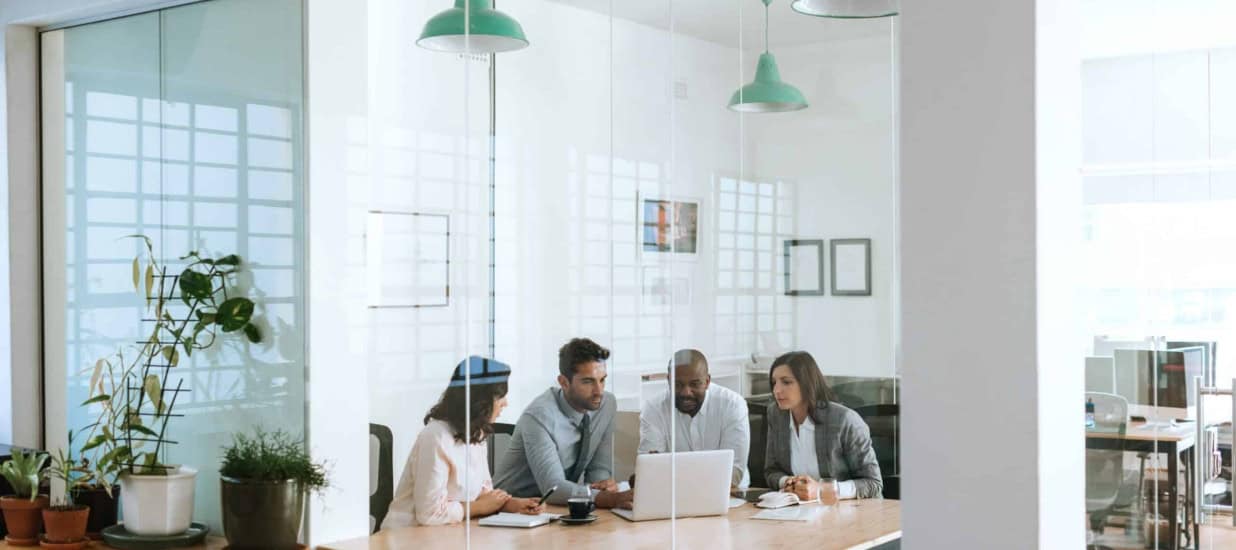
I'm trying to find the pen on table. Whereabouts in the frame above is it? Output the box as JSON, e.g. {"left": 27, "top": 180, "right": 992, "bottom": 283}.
{"left": 537, "top": 485, "right": 557, "bottom": 508}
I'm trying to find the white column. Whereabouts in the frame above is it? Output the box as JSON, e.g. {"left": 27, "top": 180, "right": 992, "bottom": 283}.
{"left": 900, "top": 0, "right": 1083, "bottom": 547}
{"left": 306, "top": 0, "right": 369, "bottom": 544}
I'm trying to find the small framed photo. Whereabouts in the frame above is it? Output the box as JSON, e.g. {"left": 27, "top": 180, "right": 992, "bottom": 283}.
{"left": 783, "top": 239, "right": 825, "bottom": 296}
{"left": 830, "top": 238, "right": 871, "bottom": 296}
{"left": 639, "top": 195, "right": 700, "bottom": 255}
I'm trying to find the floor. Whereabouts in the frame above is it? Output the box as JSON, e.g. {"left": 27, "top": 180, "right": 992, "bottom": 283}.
{"left": 1096, "top": 516, "right": 1236, "bottom": 549}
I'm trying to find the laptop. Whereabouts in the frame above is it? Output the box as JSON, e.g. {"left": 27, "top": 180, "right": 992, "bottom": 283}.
{"left": 611, "top": 449, "right": 733, "bottom": 522}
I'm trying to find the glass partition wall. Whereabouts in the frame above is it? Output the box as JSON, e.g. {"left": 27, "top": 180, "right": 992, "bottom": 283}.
{"left": 365, "top": 0, "right": 900, "bottom": 544}
{"left": 40, "top": 0, "right": 305, "bottom": 533}
{"left": 37, "top": 0, "right": 899, "bottom": 544}
{"left": 1081, "top": 1, "right": 1236, "bottom": 548}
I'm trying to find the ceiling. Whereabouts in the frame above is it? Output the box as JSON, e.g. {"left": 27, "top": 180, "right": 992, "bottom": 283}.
{"left": 545, "top": 0, "right": 893, "bottom": 50}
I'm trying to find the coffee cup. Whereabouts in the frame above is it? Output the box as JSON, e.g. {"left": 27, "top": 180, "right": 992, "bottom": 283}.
{"left": 567, "top": 497, "right": 595, "bottom": 519}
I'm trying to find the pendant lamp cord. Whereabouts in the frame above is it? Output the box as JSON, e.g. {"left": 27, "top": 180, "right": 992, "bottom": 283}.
{"left": 764, "top": 2, "right": 769, "bottom": 53}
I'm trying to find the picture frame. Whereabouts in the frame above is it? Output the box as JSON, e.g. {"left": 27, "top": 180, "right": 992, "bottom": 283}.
{"left": 783, "top": 239, "right": 825, "bottom": 296}
{"left": 639, "top": 194, "right": 700, "bottom": 255}
{"left": 830, "top": 238, "right": 872, "bottom": 296}
{"left": 366, "top": 210, "right": 451, "bottom": 308}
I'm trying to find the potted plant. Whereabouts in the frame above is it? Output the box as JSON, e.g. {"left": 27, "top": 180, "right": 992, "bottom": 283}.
{"left": 0, "top": 449, "right": 49, "bottom": 547}
{"left": 219, "top": 429, "right": 327, "bottom": 550}
{"left": 41, "top": 444, "right": 90, "bottom": 548}
{"left": 77, "top": 236, "right": 261, "bottom": 536}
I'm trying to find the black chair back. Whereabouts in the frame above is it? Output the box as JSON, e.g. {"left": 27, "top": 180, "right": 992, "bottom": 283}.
{"left": 369, "top": 423, "right": 393, "bottom": 533}
{"left": 488, "top": 422, "right": 516, "bottom": 476}
{"left": 852, "top": 404, "right": 899, "bottom": 499}
{"left": 746, "top": 396, "right": 772, "bottom": 488}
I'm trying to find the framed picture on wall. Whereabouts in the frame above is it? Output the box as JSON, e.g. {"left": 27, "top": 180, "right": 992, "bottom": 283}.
{"left": 783, "top": 239, "right": 825, "bottom": 296}
{"left": 830, "top": 238, "right": 872, "bottom": 296}
{"left": 639, "top": 195, "right": 700, "bottom": 255}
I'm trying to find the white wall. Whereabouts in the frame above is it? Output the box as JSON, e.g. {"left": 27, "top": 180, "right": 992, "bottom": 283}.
{"left": 900, "top": 0, "right": 1083, "bottom": 547}
{"left": 745, "top": 30, "right": 897, "bottom": 379}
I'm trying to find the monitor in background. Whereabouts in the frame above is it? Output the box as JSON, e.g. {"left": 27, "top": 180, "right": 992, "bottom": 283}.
{"left": 1166, "top": 340, "right": 1217, "bottom": 386}
{"left": 1085, "top": 357, "right": 1116, "bottom": 393}
{"left": 1112, "top": 348, "right": 1204, "bottom": 422}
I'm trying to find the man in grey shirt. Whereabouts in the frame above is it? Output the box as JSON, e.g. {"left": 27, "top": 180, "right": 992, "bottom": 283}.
{"left": 494, "top": 338, "right": 634, "bottom": 508}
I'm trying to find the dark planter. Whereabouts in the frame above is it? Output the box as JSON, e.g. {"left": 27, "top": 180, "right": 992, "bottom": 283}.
{"left": 75, "top": 487, "right": 119, "bottom": 539}
{"left": 220, "top": 477, "right": 304, "bottom": 550}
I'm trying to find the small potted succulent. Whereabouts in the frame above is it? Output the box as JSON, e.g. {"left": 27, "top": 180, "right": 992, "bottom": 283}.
{"left": 41, "top": 444, "right": 91, "bottom": 548}
{"left": 219, "top": 429, "right": 328, "bottom": 550}
{"left": 0, "top": 449, "right": 49, "bottom": 547}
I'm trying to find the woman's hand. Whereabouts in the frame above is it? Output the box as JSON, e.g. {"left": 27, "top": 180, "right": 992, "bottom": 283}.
{"left": 502, "top": 497, "right": 544, "bottom": 515}
{"left": 472, "top": 489, "right": 511, "bottom": 516}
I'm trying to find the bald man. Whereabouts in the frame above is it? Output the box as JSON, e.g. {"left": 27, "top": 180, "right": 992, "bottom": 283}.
{"left": 638, "top": 349, "right": 751, "bottom": 488}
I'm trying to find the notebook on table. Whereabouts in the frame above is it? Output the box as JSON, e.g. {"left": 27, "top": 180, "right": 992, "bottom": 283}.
{"left": 755, "top": 490, "right": 819, "bottom": 509}
{"left": 477, "top": 512, "right": 559, "bottom": 528}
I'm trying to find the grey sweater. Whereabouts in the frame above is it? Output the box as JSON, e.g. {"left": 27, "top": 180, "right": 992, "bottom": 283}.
{"left": 493, "top": 387, "right": 616, "bottom": 504}
{"left": 763, "top": 400, "right": 883, "bottom": 498}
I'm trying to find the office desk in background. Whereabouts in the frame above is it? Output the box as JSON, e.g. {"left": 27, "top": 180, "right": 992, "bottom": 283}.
{"left": 1086, "top": 422, "right": 1196, "bottom": 550}
{"left": 322, "top": 500, "right": 901, "bottom": 550}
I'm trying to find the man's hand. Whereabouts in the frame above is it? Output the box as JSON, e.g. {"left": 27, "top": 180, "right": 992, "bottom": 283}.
{"left": 590, "top": 479, "right": 619, "bottom": 492}
{"left": 594, "top": 489, "right": 634, "bottom": 509}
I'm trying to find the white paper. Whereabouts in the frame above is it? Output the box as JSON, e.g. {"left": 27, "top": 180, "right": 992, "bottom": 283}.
{"left": 833, "top": 243, "right": 867, "bottom": 291}
{"left": 751, "top": 505, "right": 825, "bottom": 522}
{"left": 477, "top": 512, "right": 556, "bottom": 528}
{"left": 617, "top": 481, "right": 631, "bottom": 492}
{"left": 729, "top": 497, "right": 747, "bottom": 509}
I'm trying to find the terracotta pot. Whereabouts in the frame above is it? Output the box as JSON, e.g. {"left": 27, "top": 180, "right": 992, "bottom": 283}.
{"left": 41, "top": 505, "right": 89, "bottom": 543}
{"left": 0, "top": 495, "right": 49, "bottom": 546}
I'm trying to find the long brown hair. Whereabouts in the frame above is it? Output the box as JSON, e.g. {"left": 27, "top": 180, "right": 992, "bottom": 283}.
{"left": 768, "top": 351, "right": 836, "bottom": 419}
{"left": 424, "top": 381, "right": 509, "bottom": 444}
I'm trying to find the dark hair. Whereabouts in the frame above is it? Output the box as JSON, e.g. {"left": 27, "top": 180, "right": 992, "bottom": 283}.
{"left": 559, "top": 338, "right": 611, "bottom": 380}
{"left": 768, "top": 351, "right": 836, "bottom": 418}
{"left": 671, "top": 349, "right": 709, "bottom": 373}
{"left": 424, "top": 381, "right": 509, "bottom": 444}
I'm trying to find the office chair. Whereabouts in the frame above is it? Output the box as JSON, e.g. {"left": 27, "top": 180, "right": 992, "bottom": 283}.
{"left": 1086, "top": 392, "right": 1129, "bottom": 550}
{"left": 488, "top": 422, "right": 516, "bottom": 477}
{"left": 854, "top": 404, "right": 900, "bottom": 500}
{"left": 369, "top": 423, "right": 393, "bottom": 533}
{"left": 746, "top": 396, "right": 772, "bottom": 488}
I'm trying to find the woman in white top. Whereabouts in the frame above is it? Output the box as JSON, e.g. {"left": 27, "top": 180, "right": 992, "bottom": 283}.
{"left": 763, "top": 351, "right": 883, "bottom": 502}
{"left": 381, "top": 357, "right": 544, "bottom": 529}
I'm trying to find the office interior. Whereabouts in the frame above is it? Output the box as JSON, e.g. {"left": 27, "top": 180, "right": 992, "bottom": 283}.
{"left": 0, "top": 0, "right": 1233, "bottom": 548}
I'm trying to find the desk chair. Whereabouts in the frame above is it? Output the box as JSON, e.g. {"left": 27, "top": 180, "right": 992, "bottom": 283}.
{"left": 369, "top": 423, "right": 393, "bottom": 534}
{"left": 746, "top": 395, "right": 772, "bottom": 488}
{"left": 1087, "top": 392, "right": 1129, "bottom": 550}
{"left": 854, "top": 404, "right": 900, "bottom": 500}
{"left": 487, "top": 423, "right": 516, "bottom": 476}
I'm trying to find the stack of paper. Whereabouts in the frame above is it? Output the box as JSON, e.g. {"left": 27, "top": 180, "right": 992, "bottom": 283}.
{"left": 756, "top": 491, "right": 819, "bottom": 509}
{"left": 477, "top": 512, "right": 559, "bottom": 528}
{"left": 751, "top": 505, "right": 824, "bottom": 522}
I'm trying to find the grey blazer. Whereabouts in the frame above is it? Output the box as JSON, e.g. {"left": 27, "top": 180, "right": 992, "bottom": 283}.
{"left": 764, "top": 400, "right": 883, "bottom": 498}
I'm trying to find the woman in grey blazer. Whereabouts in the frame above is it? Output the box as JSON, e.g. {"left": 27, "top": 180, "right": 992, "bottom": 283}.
{"left": 764, "top": 351, "right": 883, "bottom": 500}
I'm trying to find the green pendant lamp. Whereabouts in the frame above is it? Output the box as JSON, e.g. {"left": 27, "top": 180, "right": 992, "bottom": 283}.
{"left": 790, "top": 0, "right": 898, "bottom": 18}
{"left": 418, "top": 0, "right": 529, "bottom": 53}
{"left": 728, "top": 0, "right": 808, "bottom": 113}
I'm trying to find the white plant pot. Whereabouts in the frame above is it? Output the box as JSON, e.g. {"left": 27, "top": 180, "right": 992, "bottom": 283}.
{"left": 119, "top": 465, "right": 198, "bottom": 535}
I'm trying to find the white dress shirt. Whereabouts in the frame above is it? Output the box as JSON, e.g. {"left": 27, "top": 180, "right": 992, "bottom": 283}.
{"left": 382, "top": 419, "right": 492, "bottom": 528}
{"left": 783, "top": 415, "right": 857, "bottom": 500}
{"left": 638, "top": 383, "right": 751, "bottom": 488}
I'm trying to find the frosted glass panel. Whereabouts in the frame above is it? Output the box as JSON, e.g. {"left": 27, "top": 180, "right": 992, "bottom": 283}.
{"left": 49, "top": 0, "right": 304, "bottom": 534}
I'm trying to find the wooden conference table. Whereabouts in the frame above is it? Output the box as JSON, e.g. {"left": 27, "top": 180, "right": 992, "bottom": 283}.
{"left": 322, "top": 499, "right": 901, "bottom": 550}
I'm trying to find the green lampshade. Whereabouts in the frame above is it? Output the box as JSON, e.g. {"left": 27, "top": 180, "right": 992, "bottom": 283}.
{"left": 418, "top": 0, "right": 529, "bottom": 53}
{"left": 728, "top": 53, "right": 808, "bottom": 113}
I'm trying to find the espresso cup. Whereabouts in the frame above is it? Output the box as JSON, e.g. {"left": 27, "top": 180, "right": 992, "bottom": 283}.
{"left": 566, "top": 497, "right": 596, "bottom": 519}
